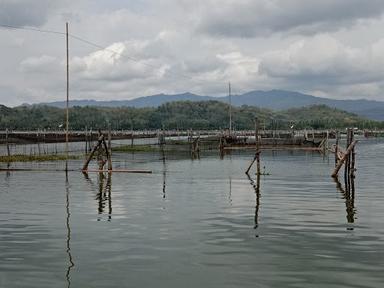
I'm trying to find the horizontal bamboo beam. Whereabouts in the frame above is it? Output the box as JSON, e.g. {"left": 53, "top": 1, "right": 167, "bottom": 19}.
{"left": 83, "top": 169, "right": 152, "bottom": 174}
{"left": 0, "top": 168, "right": 152, "bottom": 174}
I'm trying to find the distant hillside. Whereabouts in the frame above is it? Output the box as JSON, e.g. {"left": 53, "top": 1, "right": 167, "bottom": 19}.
{"left": 39, "top": 92, "right": 215, "bottom": 109}
{"left": 2, "top": 101, "right": 382, "bottom": 131}
{"left": 36, "top": 89, "right": 384, "bottom": 121}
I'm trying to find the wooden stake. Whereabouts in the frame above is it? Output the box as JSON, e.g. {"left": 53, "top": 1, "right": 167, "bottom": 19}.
{"left": 6, "top": 128, "right": 10, "bottom": 157}
{"left": 245, "top": 153, "right": 258, "bottom": 175}
{"left": 107, "top": 129, "right": 112, "bottom": 171}
{"left": 228, "top": 82, "right": 232, "bottom": 136}
{"left": 85, "top": 127, "right": 88, "bottom": 153}
{"left": 335, "top": 131, "right": 339, "bottom": 167}
{"left": 332, "top": 140, "right": 358, "bottom": 178}
{"left": 82, "top": 134, "right": 104, "bottom": 171}
{"left": 255, "top": 117, "right": 261, "bottom": 175}
{"left": 102, "top": 139, "right": 112, "bottom": 171}
{"left": 245, "top": 117, "right": 261, "bottom": 175}
{"left": 65, "top": 22, "right": 69, "bottom": 171}
{"left": 130, "top": 121, "right": 134, "bottom": 148}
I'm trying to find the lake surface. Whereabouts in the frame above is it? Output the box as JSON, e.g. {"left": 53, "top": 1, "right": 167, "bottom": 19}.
{"left": 1, "top": 139, "right": 383, "bottom": 287}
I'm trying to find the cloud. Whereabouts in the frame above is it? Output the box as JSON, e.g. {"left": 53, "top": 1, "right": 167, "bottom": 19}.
{"left": 20, "top": 55, "right": 59, "bottom": 73}
{"left": 258, "top": 34, "right": 384, "bottom": 98}
{"left": 0, "top": 0, "right": 66, "bottom": 27}
{"left": 71, "top": 41, "right": 169, "bottom": 82}
{"left": 3, "top": 0, "right": 384, "bottom": 106}
{"left": 196, "top": 0, "right": 384, "bottom": 37}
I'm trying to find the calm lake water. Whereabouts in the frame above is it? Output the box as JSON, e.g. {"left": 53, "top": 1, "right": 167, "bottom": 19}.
{"left": 1, "top": 139, "right": 383, "bottom": 287}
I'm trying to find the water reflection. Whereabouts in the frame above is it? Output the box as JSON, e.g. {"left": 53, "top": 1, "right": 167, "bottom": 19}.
{"left": 3, "top": 162, "right": 11, "bottom": 189}
{"left": 191, "top": 150, "right": 200, "bottom": 160}
{"left": 334, "top": 176, "right": 356, "bottom": 226}
{"left": 83, "top": 172, "right": 113, "bottom": 221}
{"left": 228, "top": 177, "right": 232, "bottom": 206}
{"left": 246, "top": 173, "right": 261, "bottom": 233}
{"left": 162, "top": 157, "right": 167, "bottom": 199}
{"left": 219, "top": 149, "right": 231, "bottom": 160}
{"left": 96, "top": 173, "right": 112, "bottom": 221}
{"left": 65, "top": 172, "right": 74, "bottom": 287}
{"left": 5, "top": 162, "right": 10, "bottom": 179}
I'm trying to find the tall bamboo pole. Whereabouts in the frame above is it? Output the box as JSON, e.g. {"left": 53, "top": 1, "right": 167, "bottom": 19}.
{"left": 107, "top": 128, "right": 112, "bottom": 171}
{"left": 65, "top": 22, "right": 69, "bottom": 171}
{"left": 228, "top": 82, "right": 232, "bottom": 136}
{"left": 335, "top": 130, "right": 339, "bottom": 167}
{"left": 255, "top": 117, "right": 260, "bottom": 175}
{"left": 6, "top": 128, "right": 10, "bottom": 157}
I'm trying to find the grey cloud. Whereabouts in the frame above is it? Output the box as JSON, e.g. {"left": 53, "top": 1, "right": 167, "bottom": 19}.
{"left": 258, "top": 35, "right": 384, "bottom": 95}
{"left": 3, "top": 0, "right": 384, "bottom": 106}
{"left": 20, "top": 55, "right": 59, "bottom": 73}
{"left": 0, "top": 0, "right": 61, "bottom": 27}
{"left": 197, "top": 0, "right": 384, "bottom": 37}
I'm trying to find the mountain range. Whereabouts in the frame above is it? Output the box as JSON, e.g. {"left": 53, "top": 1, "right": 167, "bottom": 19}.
{"left": 37, "top": 90, "right": 384, "bottom": 121}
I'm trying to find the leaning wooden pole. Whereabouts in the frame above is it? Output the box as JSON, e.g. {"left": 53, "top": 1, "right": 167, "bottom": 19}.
{"left": 101, "top": 139, "right": 111, "bottom": 170}
{"left": 82, "top": 134, "right": 104, "bottom": 171}
{"left": 332, "top": 139, "right": 358, "bottom": 178}
{"left": 245, "top": 154, "right": 258, "bottom": 175}
{"left": 65, "top": 22, "right": 69, "bottom": 171}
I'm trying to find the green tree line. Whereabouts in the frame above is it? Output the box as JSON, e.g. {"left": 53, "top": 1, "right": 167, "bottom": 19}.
{"left": 0, "top": 101, "right": 382, "bottom": 130}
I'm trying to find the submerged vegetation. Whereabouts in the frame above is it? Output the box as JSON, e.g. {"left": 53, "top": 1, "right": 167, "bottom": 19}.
{"left": 1, "top": 101, "right": 383, "bottom": 131}
{"left": 112, "top": 145, "right": 159, "bottom": 152}
{"left": 0, "top": 154, "right": 80, "bottom": 163}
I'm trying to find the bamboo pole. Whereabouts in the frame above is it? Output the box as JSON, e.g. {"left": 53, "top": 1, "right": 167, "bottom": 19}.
{"left": 102, "top": 139, "right": 112, "bottom": 171}
{"left": 85, "top": 127, "right": 88, "bottom": 154}
{"left": 65, "top": 22, "right": 69, "bottom": 171}
{"left": 344, "top": 129, "right": 352, "bottom": 189}
{"left": 228, "top": 82, "right": 232, "bottom": 136}
{"left": 107, "top": 129, "right": 112, "bottom": 171}
{"left": 6, "top": 128, "right": 10, "bottom": 157}
{"left": 82, "top": 134, "right": 104, "bottom": 171}
{"left": 0, "top": 168, "right": 152, "bottom": 173}
{"left": 246, "top": 117, "right": 261, "bottom": 175}
{"left": 255, "top": 117, "right": 261, "bottom": 175}
{"left": 332, "top": 140, "right": 358, "bottom": 178}
{"left": 245, "top": 154, "right": 258, "bottom": 175}
{"left": 335, "top": 131, "right": 339, "bottom": 167}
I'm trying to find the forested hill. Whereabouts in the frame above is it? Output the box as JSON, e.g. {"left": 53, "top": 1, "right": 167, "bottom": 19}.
{"left": 0, "top": 101, "right": 382, "bottom": 131}
{"left": 37, "top": 89, "right": 384, "bottom": 121}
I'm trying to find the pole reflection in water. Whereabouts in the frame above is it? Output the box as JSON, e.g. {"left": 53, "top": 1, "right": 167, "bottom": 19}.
{"left": 3, "top": 163, "right": 11, "bottom": 189}
{"left": 97, "top": 173, "right": 105, "bottom": 215}
{"left": 6, "top": 162, "right": 10, "bottom": 179}
{"left": 162, "top": 157, "right": 167, "bottom": 200}
{"left": 246, "top": 173, "right": 261, "bottom": 235}
{"left": 82, "top": 172, "right": 113, "bottom": 221}
{"left": 334, "top": 176, "right": 356, "bottom": 227}
{"left": 228, "top": 177, "right": 232, "bottom": 206}
{"left": 96, "top": 172, "right": 112, "bottom": 221}
{"left": 65, "top": 171, "right": 74, "bottom": 287}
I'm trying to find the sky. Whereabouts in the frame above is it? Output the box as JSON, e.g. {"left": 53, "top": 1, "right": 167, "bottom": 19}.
{"left": 1, "top": 0, "right": 384, "bottom": 106}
